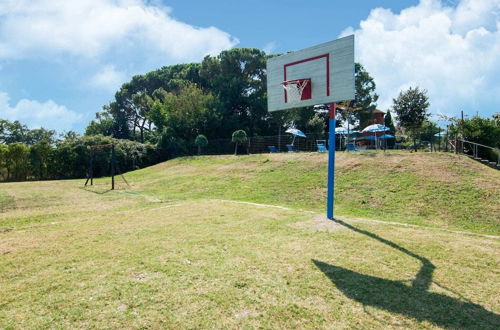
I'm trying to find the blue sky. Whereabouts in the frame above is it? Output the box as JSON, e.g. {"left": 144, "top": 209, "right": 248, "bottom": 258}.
{"left": 0, "top": 0, "right": 499, "bottom": 133}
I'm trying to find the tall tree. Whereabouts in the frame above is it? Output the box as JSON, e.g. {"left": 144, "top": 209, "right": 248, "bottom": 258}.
{"left": 85, "top": 112, "right": 114, "bottom": 137}
{"left": 103, "top": 63, "right": 203, "bottom": 140}
{"left": 392, "top": 87, "right": 430, "bottom": 151}
{"left": 349, "top": 63, "right": 379, "bottom": 129}
{"left": 151, "top": 83, "right": 220, "bottom": 141}
{"left": 30, "top": 140, "right": 53, "bottom": 179}
{"left": 131, "top": 93, "right": 154, "bottom": 143}
{"left": 0, "top": 119, "right": 55, "bottom": 145}
{"left": 5, "top": 143, "right": 30, "bottom": 180}
{"left": 0, "top": 144, "right": 7, "bottom": 180}
{"left": 0, "top": 120, "right": 28, "bottom": 144}
{"left": 200, "top": 48, "right": 268, "bottom": 137}
{"left": 306, "top": 113, "right": 326, "bottom": 134}
{"left": 384, "top": 110, "right": 396, "bottom": 135}
{"left": 25, "top": 128, "right": 56, "bottom": 145}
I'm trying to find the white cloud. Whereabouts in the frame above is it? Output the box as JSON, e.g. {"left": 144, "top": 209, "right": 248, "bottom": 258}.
{"left": 0, "top": 0, "right": 238, "bottom": 61}
{"left": 89, "top": 65, "right": 126, "bottom": 91}
{"left": 0, "top": 92, "right": 82, "bottom": 131}
{"left": 343, "top": 0, "right": 500, "bottom": 118}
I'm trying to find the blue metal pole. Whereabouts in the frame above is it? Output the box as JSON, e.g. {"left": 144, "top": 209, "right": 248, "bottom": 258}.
{"left": 327, "top": 103, "right": 336, "bottom": 220}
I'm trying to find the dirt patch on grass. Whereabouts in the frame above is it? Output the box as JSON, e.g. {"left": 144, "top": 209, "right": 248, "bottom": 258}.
{"left": 290, "top": 215, "right": 343, "bottom": 233}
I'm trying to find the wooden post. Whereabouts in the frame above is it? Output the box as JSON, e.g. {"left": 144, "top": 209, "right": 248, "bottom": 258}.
{"left": 461, "top": 110, "right": 464, "bottom": 154}
{"left": 111, "top": 144, "right": 115, "bottom": 190}
{"left": 90, "top": 150, "right": 94, "bottom": 186}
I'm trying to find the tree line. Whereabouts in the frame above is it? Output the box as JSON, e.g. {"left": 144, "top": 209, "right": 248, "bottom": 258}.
{"left": 85, "top": 49, "right": 380, "bottom": 158}
{"left": 2, "top": 46, "right": 498, "bottom": 182}
{"left": 0, "top": 124, "right": 157, "bottom": 181}
{"left": 0, "top": 48, "right": 380, "bottom": 182}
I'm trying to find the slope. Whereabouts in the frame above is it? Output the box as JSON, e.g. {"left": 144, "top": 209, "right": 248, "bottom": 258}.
{"left": 124, "top": 151, "right": 500, "bottom": 235}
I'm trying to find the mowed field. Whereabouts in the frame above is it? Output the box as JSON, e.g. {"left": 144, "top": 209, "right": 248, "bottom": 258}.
{"left": 1, "top": 152, "right": 499, "bottom": 328}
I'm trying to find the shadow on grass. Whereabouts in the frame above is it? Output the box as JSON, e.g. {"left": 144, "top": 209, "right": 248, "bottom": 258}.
{"left": 312, "top": 219, "right": 500, "bottom": 329}
{"left": 80, "top": 186, "right": 112, "bottom": 195}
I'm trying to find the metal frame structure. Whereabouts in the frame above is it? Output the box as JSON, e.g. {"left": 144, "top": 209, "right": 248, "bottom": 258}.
{"left": 84, "top": 143, "right": 118, "bottom": 190}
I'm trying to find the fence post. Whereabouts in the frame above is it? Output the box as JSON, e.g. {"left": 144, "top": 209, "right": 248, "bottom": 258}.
{"left": 111, "top": 144, "right": 115, "bottom": 190}
{"left": 90, "top": 150, "right": 94, "bottom": 186}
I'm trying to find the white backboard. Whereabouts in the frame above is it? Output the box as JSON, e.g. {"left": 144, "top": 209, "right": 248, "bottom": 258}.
{"left": 267, "top": 35, "right": 355, "bottom": 112}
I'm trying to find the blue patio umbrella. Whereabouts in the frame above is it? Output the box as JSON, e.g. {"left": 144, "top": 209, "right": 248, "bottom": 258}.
{"left": 362, "top": 124, "right": 390, "bottom": 149}
{"left": 335, "top": 127, "right": 348, "bottom": 135}
{"left": 362, "top": 124, "right": 390, "bottom": 133}
{"left": 285, "top": 128, "right": 306, "bottom": 145}
{"left": 363, "top": 135, "right": 376, "bottom": 140}
{"left": 347, "top": 130, "right": 362, "bottom": 142}
{"left": 285, "top": 128, "right": 306, "bottom": 138}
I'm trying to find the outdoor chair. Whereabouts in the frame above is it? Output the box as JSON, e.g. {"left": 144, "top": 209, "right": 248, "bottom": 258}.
{"left": 317, "top": 143, "right": 328, "bottom": 153}
{"left": 346, "top": 143, "right": 358, "bottom": 151}
{"left": 267, "top": 146, "right": 278, "bottom": 153}
{"left": 286, "top": 144, "right": 298, "bottom": 152}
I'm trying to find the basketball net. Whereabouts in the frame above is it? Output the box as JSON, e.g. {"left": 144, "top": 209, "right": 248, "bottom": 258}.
{"left": 282, "top": 79, "right": 309, "bottom": 103}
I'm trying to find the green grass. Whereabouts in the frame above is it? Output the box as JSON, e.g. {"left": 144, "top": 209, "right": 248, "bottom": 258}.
{"left": 0, "top": 151, "right": 499, "bottom": 328}
{"left": 125, "top": 151, "right": 500, "bottom": 235}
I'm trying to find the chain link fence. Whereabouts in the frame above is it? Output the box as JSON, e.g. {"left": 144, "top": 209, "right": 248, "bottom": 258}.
{"left": 200, "top": 134, "right": 332, "bottom": 155}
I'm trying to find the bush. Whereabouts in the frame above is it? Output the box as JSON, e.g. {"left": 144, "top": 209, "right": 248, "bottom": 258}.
{"left": 194, "top": 134, "right": 208, "bottom": 155}
{"left": 231, "top": 130, "right": 247, "bottom": 155}
{"left": 0, "top": 135, "right": 159, "bottom": 182}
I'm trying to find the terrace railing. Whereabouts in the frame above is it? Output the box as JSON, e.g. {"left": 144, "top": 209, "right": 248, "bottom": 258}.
{"left": 456, "top": 139, "right": 500, "bottom": 169}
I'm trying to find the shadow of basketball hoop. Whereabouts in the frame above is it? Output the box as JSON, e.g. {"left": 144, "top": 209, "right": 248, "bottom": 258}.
{"left": 312, "top": 219, "right": 500, "bottom": 328}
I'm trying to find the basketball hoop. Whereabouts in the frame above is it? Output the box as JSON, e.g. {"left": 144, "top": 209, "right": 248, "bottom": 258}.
{"left": 281, "top": 78, "right": 311, "bottom": 103}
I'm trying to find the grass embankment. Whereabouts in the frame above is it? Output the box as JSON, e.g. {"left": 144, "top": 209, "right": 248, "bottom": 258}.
{"left": 125, "top": 151, "right": 500, "bottom": 235}
{"left": 1, "top": 151, "right": 499, "bottom": 328}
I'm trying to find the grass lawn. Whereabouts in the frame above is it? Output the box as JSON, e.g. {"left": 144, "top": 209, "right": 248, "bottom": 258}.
{"left": 1, "top": 152, "right": 499, "bottom": 328}
{"left": 126, "top": 151, "right": 500, "bottom": 235}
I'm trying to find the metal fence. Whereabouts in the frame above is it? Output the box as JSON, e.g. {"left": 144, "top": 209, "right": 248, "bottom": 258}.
{"left": 200, "top": 134, "right": 333, "bottom": 155}
{"left": 456, "top": 139, "right": 500, "bottom": 168}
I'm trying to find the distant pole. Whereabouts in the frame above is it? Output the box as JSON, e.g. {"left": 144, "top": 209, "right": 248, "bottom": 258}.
{"left": 327, "top": 103, "right": 336, "bottom": 220}
{"left": 111, "top": 144, "right": 115, "bottom": 190}
{"left": 461, "top": 110, "right": 464, "bottom": 154}
{"left": 445, "top": 126, "right": 449, "bottom": 152}
{"left": 430, "top": 126, "right": 433, "bottom": 152}
{"left": 278, "top": 126, "right": 281, "bottom": 152}
{"left": 90, "top": 150, "right": 94, "bottom": 186}
{"left": 347, "top": 112, "right": 350, "bottom": 152}
{"left": 438, "top": 130, "right": 441, "bottom": 152}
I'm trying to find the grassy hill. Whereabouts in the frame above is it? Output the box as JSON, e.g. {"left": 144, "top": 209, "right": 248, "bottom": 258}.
{"left": 1, "top": 151, "right": 499, "bottom": 328}
{"left": 123, "top": 151, "right": 499, "bottom": 235}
